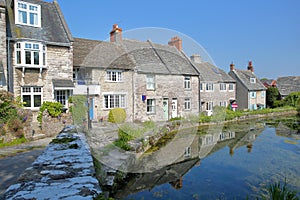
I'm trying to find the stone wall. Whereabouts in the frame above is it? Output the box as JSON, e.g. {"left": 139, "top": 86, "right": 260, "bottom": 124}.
{"left": 200, "top": 82, "right": 236, "bottom": 112}
{"left": 134, "top": 73, "right": 199, "bottom": 122}
{"left": 41, "top": 110, "right": 73, "bottom": 137}
{"left": 3, "top": 126, "right": 102, "bottom": 199}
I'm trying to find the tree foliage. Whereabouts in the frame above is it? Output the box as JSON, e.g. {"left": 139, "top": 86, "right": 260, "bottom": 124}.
{"left": 266, "top": 87, "right": 280, "bottom": 108}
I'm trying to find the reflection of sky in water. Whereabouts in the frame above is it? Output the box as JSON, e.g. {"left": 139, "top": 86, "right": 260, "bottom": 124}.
{"left": 126, "top": 124, "right": 300, "bottom": 200}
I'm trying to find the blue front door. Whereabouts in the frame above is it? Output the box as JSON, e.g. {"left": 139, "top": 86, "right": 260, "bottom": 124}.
{"left": 89, "top": 98, "right": 94, "bottom": 120}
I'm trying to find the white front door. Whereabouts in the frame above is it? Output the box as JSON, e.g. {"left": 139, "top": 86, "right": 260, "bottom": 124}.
{"left": 171, "top": 98, "right": 178, "bottom": 118}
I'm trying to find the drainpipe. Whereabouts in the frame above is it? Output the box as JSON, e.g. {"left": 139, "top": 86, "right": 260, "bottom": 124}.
{"left": 7, "top": 37, "right": 13, "bottom": 93}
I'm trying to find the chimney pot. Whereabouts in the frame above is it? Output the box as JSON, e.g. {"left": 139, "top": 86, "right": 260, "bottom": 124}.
{"left": 190, "top": 54, "right": 202, "bottom": 63}
{"left": 230, "top": 63, "right": 235, "bottom": 71}
{"left": 110, "top": 24, "right": 122, "bottom": 43}
{"left": 247, "top": 61, "right": 254, "bottom": 72}
{"left": 168, "top": 36, "right": 182, "bottom": 51}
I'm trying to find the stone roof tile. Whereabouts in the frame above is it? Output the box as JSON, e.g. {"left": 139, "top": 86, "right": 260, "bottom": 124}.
{"left": 7, "top": 0, "right": 72, "bottom": 45}
{"left": 230, "top": 69, "right": 266, "bottom": 91}
{"left": 195, "top": 62, "right": 235, "bottom": 83}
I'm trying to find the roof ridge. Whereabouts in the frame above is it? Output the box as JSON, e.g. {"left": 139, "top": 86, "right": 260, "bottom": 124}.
{"left": 53, "top": 0, "right": 73, "bottom": 42}
{"left": 147, "top": 40, "right": 171, "bottom": 74}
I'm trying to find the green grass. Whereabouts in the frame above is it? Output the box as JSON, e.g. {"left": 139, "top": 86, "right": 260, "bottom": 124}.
{"left": 0, "top": 137, "right": 27, "bottom": 148}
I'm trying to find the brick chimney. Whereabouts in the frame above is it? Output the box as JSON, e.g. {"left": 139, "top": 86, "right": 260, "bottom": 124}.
{"left": 230, "top": 63, "right": 235, "bottom": 71}
{"left": 247, "top": 61, "right": 254, "bottom": 72}
{"left": 190, "top": 54, "right": 202, "bottom": 63}
{"left": 168, "top": 36, "right": 182, "bottom": 51}
{"left": 110, "top": 24, "right": 122, "bottom": 43}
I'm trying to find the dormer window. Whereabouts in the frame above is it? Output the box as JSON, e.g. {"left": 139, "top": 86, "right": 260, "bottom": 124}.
{"left": 15, "top": 0, "right": 41, "bottom": 27}
{"left": 250, "top": 78, "right": 256, "bottom": 83}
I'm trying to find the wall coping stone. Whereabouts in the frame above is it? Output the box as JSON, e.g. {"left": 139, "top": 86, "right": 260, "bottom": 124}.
{"left": 3, "top": 126, "right": 101, "bottom": 200}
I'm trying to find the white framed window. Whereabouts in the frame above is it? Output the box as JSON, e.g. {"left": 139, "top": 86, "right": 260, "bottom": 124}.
{"left": 55, "top": 90, "right": 72, "bottom": 107}
{"left": 146, "top": 74, "right": 155, "bottom": 90}
{"left": 229, "top": 83, "right": 234, "bottom": 91}
{"left": 184, "top": 98, "right": 191, "bottom": 110}
{"left": 15, "top": 0, "right": 41, "bottom": 27}
{"left": 184, "top": 76, "right": 191, "bottom": 89}
{"left": 184, "top": 146, "right": 191, "bottom": 157}
{"left": 250, "top": 78, "right": 256, "bottom": 83}
{"left": 106, "top": 70, "right": 122, "bottom": 82}
{"left": 261, "top": 91, "right": 265, "bottom": 98}
{"left": 220, "top": 101, "right": 227, "bottom": 107}
{"left": 206, "top": 83, "right": 214, "bottom": 91}
{"left": 250, "top": 92, "right": 256, "bottom": 98}
{"left": 104, "top": 94, "right": 126, "bottom": 109}
{"left": 21, "top": 86, "right": 42, "bottom": 108}
{"left": 147, "top": 99, "right": 155, "bottom": 114}
{"left": 200, "top": 83, "right": 203, "bottom": 91}
{"left": 206, "top": 101, "right": 213, "bottom": 111}
{"left": 16, "top": 42, "right": 46, "bottom": 67}
{"left": 220, "top": 83, "right": 226, "bottom": 91}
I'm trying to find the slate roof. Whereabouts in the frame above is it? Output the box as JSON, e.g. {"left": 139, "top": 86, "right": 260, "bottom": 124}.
{"left": 229, "top": 69, "right": 266, "bottom": 91}
{"left": 52, "top": 79, "right": 74, "bottom": 88}
{"left": 73, "top": 38, "right": 199, "bottom": 75}
{"left": 6, "top": 0, "right": 72, "bottom": 45}
{"left": 276, "top": 76, "right": 300, "bottom": 96}
{"left": 73, "top": 38, "right": 135, "bottom": 70}
{"left": 194, "top": 62, "right": 235, "bottom": 83}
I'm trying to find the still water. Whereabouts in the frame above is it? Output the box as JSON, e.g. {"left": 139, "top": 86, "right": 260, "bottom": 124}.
{"left": 100, "top": 116, "right": 300, "bottom": 199}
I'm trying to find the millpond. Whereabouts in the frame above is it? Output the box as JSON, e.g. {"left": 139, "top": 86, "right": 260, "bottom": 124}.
{"left": 92, "top": 116, "right": 300, "bottom": 199}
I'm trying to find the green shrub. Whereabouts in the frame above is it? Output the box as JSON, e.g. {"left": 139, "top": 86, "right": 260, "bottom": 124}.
{"left": 37, "top": 101, "right": 64, "bottom": 123}
{"left": 118, "top": 123, "right": 142, "bottom": 142}
{"left": 108, "top": 108, "right": 126, "bottom": 123}
{"left": 0, "top": 91, "right": 20, "bottom": 124}
{"left": 296, "top": 99, "right": 300, "bottom": 116}
{"left": 113, "top": 139, "right": 131, "bottom": 151}
{"left": 211, "top": 106, "right": 226, "bottom": 122}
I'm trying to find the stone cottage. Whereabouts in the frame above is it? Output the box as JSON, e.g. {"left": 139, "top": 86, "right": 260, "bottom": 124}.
{"left": 73, "top": 24, "right": 200, "bottom": 122}
{"left": 3, "top": 0, "right": 74, "bottom": 109}
{"left": 229, "top": 62, "right": 266, "bottom": 110}
{"left": 0, "top": 0, "right": 7, "bottom": 91}
{"left": 191, "top": 55, "right": 236, "bottom": 115}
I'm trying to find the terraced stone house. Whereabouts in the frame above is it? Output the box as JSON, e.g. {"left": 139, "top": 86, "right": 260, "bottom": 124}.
{"left": 73, "top": 25, "right": 200, "bottom": 122}
{"left": 229, "top": 62, "right": 266, "bottom": 110}
{"left": 1, "top": 0, "right": 74, "bottom": 109}
{"left": 191, "top": 55, "right": 236, "bottom": 116}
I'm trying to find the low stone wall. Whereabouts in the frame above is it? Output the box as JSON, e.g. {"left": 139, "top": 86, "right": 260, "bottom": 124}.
{"left": 3, "top": 126, "right": 101, "bottom": 200}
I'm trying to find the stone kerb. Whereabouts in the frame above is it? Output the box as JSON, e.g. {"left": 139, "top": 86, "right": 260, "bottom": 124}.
{"left": 3, "top": 126, "right": 101, "bottom": 200}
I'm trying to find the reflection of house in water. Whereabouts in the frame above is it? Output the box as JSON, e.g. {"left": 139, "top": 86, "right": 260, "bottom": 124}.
{"left": 199, "top": 122, "right": 265, "bottom": 157}
{"left": 113, "top": 158, "right": 199, "bottom": 199}
{"left": 129, "top": 124, "right": 199, "bottom": 173}
{"left": 199, "top": 125, "right": 236, "bottom": 159}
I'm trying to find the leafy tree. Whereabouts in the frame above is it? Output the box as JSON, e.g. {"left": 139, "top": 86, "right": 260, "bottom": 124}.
{"left": 283, "top": 92, "right": 300, "bottom": 107}
{"left": 266, "top": 87, "right": 280, "bottom": 108}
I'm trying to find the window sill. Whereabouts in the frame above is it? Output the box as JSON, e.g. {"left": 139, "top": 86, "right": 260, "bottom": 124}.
{"left": 147, "top": 112, "right": 156, "bottom": 115}
{"left": 15, "top": 65, "right": 48, "bottom": 69}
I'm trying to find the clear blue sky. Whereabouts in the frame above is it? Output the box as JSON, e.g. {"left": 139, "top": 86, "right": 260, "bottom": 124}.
{"left": 55, "top": 0, "right": 300, "bottom": 79}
